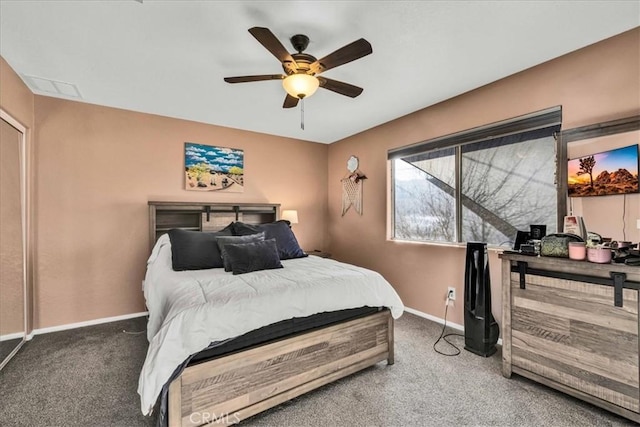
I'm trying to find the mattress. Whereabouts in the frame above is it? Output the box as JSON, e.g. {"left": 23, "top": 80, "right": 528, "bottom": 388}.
{"left": 138, "top": 234, "right": 404, "bottom": 415}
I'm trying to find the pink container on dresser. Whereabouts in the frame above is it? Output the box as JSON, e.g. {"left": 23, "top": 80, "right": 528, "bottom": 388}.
{"left": 587, "top": 246, "right": 612, "bottom": 263}
{"left": 568, "top": 242, "right": 586, "bottom": 260}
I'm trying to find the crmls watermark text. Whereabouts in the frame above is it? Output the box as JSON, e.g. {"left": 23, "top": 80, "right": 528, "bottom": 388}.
{"left": 189, "top": 412, "right": 241, "bottom": 425}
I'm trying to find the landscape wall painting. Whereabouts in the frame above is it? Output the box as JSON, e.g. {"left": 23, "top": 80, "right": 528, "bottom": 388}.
{"left": 185, "top": 142, "right": 244, "bottom": 192}
{"left": 568, "top": 144, "right": 638, "bottom": 197}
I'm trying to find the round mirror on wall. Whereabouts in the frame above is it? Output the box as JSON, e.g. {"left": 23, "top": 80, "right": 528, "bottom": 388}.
{"left": 347, "top": 155, "right": 359, "bottom": 173}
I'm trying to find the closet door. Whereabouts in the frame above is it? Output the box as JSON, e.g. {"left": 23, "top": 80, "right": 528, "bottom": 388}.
{"left": 0, "top": 113, "right": 27, "bottom": 369}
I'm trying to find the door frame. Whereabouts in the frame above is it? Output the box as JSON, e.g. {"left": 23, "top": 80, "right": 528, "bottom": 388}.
{"left": 0, "top": 109, "right": 28, "bottom": 370}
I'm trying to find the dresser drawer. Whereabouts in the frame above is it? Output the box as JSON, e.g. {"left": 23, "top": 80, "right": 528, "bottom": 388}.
{"left": 510, "top": 273, "right": 639, "bottom": 413}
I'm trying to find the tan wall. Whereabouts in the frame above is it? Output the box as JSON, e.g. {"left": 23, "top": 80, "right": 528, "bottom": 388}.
{"left": 567, "top": 130, "right": 640, "bottom": 242}
{"left": 0, "top": 58, "right": 34, "bottom": 127}
{"left": 0, "top": 57, "right": 34, "bottom": 333}
{"left": 33, "top": 97, "right": 327, "bottom": 329}
{"left": 3, "top": 28, "right": 639, "bottom": 331}
{"left": 327, "top": 28, "right": 640, "bottom": 327}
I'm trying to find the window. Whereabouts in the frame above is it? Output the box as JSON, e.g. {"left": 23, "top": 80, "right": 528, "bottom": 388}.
{"left": 390, "top": 107, "right": 562, "bottom": 247}
{"left": 393, "top": 148, "right": 456, "bottom": 242}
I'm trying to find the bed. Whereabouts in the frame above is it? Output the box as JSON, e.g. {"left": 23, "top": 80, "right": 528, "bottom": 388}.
{"left": 139, "top": 202, "right": 404, "bottom": 426}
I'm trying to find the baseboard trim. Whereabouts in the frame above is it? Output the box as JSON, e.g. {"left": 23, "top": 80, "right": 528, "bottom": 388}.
{"left": 18, "top": 308, "right": 500, "bottom": 346}
{"left": 0, "top": 332, "right": 27, "bottom": 342}
{"left": 404, "top": 306, "right": 465, "bottom": 331}
{"left": 27, "top": 311, "right": 148, "bottom": 340}
{"left": 403, "top": 306, "right": 502, "bottom": 347}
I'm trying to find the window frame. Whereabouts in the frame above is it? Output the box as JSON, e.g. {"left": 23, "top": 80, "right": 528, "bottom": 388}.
{"left": 389, "top": 106, "right": 564, "bottom": 246}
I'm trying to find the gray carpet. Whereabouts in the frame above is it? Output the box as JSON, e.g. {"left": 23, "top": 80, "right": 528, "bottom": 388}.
{"left": 0, "top": 338, "right": 23, "bottom": 363}
{"left": 0, "top": 313, "right": 634, "bottom": 427}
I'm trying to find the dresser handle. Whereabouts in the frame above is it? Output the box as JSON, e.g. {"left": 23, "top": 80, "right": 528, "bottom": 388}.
{"left": 610, "top": 272, "right": 626, "bottom": 308}
{"left": 517, "top": 261, "right": 528, "bottom": 290}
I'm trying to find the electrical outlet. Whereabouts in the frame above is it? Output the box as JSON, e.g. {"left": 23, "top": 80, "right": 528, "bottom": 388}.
{"left": 637, "top": 219, "right": 640, "bottom": 230}
{"left": 447, "top": 287, "right": 456, "bottom": 301}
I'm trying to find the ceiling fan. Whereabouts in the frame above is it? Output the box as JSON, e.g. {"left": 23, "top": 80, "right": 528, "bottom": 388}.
{"left": 224, "top": 27, "right": 372, "bottom": 109}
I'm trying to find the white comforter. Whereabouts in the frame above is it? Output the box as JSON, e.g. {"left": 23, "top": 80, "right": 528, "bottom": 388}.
{"left": 137, "top": 234, "right": 404, "bottom": 415}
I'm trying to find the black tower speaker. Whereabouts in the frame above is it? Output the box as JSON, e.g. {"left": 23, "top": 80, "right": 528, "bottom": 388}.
{"left": 464, "top": 242, "right": 499, "bottom": 357}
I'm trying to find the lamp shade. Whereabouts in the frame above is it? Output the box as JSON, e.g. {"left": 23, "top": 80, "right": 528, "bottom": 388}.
{"left": 282, "top": 74, "right": 319, "bottom": 99}
{"left": 281, "top": 210, "right": 299, "bottom": 224}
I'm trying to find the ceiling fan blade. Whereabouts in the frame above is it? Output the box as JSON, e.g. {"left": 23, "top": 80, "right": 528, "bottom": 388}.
{"left": 310, "top": 38, "right": 372, "bottom": 74}
{"left": 248, "top": 27, "right": 298, "bottom": 72}
{"left": 318, "top": 77, "right": 364, "bottom": 98}
{"left": 283, "top": 94, "right": 299, "bottom": 109}
{"left": 224, "top": 74, "right": 285, "bottom": 83}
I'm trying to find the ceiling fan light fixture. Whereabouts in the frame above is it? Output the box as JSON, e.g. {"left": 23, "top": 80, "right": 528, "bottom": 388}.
{"left": 282, "top": 74, "right": 319, "bottom": 99}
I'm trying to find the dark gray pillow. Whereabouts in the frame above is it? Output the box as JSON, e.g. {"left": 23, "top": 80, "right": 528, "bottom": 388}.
{"left": 168, "top": 228, "right": 232, "bottom": 271}
{"left": 215, "top": 232, "right": 265, "bottom": 272}
{"left": 232, "top": 221, "right": 307, "bottom": 260}
{"left": 224, "top": 238, "right": 283, "bottom": 275}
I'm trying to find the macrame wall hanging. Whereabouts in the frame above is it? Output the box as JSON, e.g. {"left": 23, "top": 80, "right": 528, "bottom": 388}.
{"left": 341, "top": 155, "right": 367, "bottom": 216}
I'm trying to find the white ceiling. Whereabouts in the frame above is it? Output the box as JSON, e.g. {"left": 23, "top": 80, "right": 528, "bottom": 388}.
{"left": 1, "top": 1, "right": 638, "bottom": 144}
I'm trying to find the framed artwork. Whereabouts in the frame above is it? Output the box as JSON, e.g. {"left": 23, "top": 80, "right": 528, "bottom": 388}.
{"left": 184, "top": 142, "right": 244, "bottom": 192}
{"left": 567, "top": 144, "right": 638, "bottom": 197}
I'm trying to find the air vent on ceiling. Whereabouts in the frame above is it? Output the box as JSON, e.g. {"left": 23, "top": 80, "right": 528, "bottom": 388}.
{"left": 22, "top": 75, "right": 82, "bottom": 99}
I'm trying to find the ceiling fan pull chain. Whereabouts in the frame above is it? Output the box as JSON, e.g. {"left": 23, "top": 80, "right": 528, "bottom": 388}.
{"left": 300, "top": 97, "right": 305, "bottom": 130}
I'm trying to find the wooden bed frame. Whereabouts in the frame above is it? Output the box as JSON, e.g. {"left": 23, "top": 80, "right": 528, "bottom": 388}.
{"left": 148, "top": 202, "right": 395, "bottom": 427}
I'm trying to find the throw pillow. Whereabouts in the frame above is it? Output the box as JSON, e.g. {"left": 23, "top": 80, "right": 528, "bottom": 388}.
{"left": 168, "top": 228, "right": 231, "bottom": 271}
{"left": 215, "top": 232, "right": 266, "bottom": 271}
{"left": 232, "top": 220, "right": 307, "bottom": 260}
{"left": 223, "top": 238, "right": 283, "bottom": 275}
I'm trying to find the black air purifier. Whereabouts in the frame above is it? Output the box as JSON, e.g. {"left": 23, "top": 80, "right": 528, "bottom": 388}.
{"left": 464, "top": 242, "right": 499, "bottom": 357}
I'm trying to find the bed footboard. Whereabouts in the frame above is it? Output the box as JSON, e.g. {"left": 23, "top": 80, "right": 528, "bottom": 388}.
{"left": 169, "top": 309, "right": 394, "bottom": 427}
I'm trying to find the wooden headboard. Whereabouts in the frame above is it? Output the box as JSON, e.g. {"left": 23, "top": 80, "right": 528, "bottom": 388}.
{"left": 148, "top": 201, "right": 280, "bottom": 250}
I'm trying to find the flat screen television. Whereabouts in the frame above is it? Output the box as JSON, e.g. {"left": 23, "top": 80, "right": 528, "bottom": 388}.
{"left": 568, "top": 144, "right": 639, "bottom": 197}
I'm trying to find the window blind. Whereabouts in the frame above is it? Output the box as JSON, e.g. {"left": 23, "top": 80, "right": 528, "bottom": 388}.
{"left": 388, "top": 106, "right": 562, "bottom": 160}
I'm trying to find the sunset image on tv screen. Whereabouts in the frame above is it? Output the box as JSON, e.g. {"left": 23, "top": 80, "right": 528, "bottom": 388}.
{"left": 568, "top": 144, "right": 638, "bottom": 197}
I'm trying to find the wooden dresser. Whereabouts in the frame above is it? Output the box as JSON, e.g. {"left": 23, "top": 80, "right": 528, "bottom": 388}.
{"left": 500, "top": 253, "right": 639, "bottom": 422}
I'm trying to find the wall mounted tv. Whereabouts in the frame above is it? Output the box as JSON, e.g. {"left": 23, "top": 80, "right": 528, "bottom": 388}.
{"left": 568, "top": 144, "right": 639, "bottom": 197}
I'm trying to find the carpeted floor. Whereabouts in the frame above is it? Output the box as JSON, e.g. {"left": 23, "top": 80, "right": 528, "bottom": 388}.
{"left": 0, "top": 338, "right": 23, "bottom": 363}
{"left": 0, "top": 313, "right": 634, "bottom": 427}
